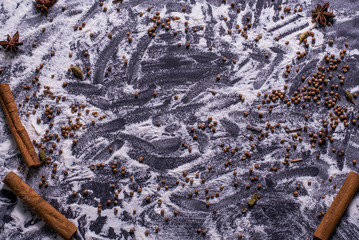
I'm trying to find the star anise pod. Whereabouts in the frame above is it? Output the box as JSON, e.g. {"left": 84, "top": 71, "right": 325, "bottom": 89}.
{"left": 312, "top": 2, "right": 335, "bottom": 26}
{"left": 35, "top": 0, "right": 57, "bottom": 16}
{"left": 0, "top": 32, "right": 23, "bottom": 52}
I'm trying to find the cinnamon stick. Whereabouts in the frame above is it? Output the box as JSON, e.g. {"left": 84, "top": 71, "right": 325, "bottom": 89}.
{"left": 3, "top": 171, "right": 78, "bottom": 240}
{"left": 0, "top": 83, "right": 40, "bottom": 167}
{"left": 313, "top": 171, "right": 359, "bottom": 240}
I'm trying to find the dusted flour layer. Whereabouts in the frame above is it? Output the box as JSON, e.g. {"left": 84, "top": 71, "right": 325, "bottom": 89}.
{"left": 0, "top": 0, "right": 359, "bottom": 239}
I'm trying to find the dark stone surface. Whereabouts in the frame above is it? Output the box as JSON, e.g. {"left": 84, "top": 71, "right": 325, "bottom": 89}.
{"left": 0, "top": 0, "right": 359, "bottom": 239}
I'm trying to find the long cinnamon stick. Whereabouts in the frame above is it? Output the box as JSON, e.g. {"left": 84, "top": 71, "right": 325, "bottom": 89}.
{"left": 3, "top": 171, "right": 78, "bottom": 240}
{"left": 313, "top": 171, "right": 359, "bottom": 240}
{"left": 0, "top": 83, "right": 40, "bottom": 167}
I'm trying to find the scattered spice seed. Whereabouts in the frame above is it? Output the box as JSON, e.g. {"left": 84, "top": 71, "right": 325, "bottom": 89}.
{"left": 345, "top": 90, "right": 355, "bottom": 104}
{"left": 248, "top": 194, "right": 257, "bottom": 207}
{"left": 290, "top": 158, "right": 303, "bottom": 163}
{"left": 71, "top": 66, "right": 84, "bottom": 79}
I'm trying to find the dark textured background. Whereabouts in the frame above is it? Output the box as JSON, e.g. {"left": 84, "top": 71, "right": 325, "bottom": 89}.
{"left": 0, "top": 0, "right": 359, "bottom": 239}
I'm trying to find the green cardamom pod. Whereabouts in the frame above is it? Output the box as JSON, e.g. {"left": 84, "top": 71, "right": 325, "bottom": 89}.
{"left": 71, "top": 66, "right": 84, "bottom": 79}
{"left": 248, "top": 193, "right": 258, "bottom": 207}
{"left": 345, "top": 90, "right": 355, "bottom": 104}
{"left": 39, "top": 149, "right": 48, "bottom": 165}
{"left": 299, "top": 31, "right": 310, "bottom": 44}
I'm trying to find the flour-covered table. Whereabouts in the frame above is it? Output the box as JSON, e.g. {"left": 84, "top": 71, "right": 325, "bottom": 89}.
{"left": 0, "top": 0, "right": 358, "bottom": 239}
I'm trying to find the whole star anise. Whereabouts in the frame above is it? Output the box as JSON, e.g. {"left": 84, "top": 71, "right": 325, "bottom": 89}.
{"left": 0, "top": 32, "right": 23, "bottom": 52}
{"left": 35, "top": 0, "right": 57, "bottom": 16}
{"left": 312, "top": 2, "right": 335, "bottom": 26}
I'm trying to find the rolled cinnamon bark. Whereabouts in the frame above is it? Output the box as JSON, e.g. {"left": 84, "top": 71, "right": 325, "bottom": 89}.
{"left": 0, "top": 83, "right": 40, "bottom": 167}
{"left": 313, "top": 171, "right": 359, "bottom": 240}
{"left": 3, "top": 171, "right": 78, "bottom": 240}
